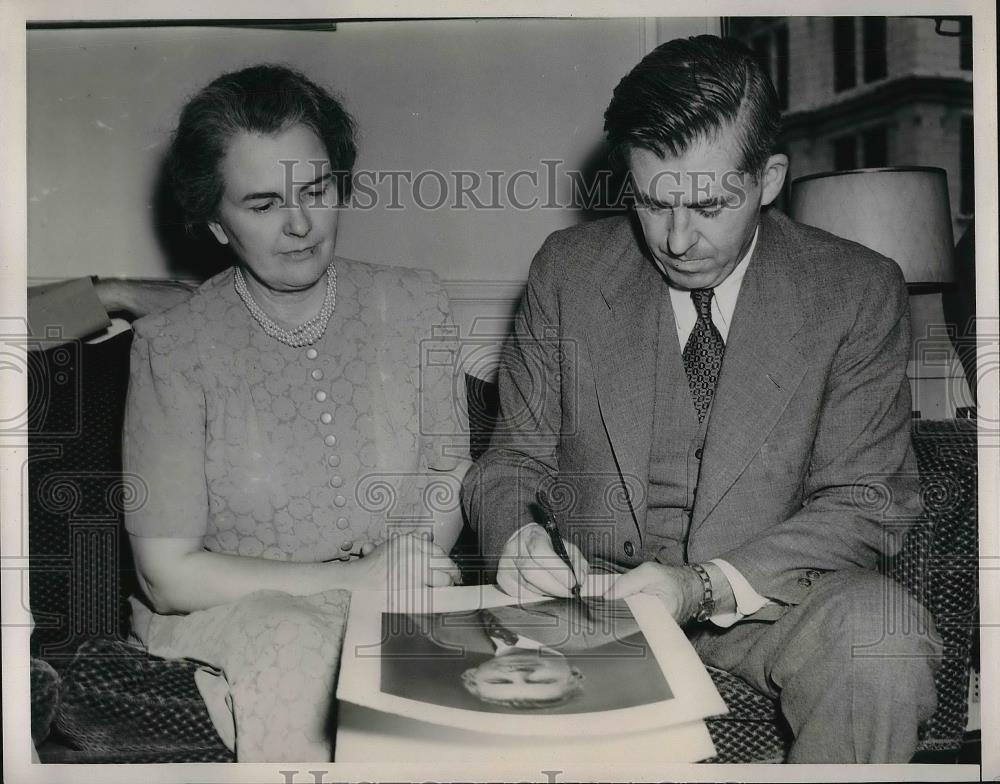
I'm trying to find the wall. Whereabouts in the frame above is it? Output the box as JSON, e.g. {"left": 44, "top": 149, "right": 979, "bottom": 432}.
{"left": 27, "top": 18, "right": 715, "bottom": 286}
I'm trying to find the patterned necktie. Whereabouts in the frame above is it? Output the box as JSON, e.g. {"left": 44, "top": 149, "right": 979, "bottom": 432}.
{"left": 682, "top": 288, "right": 726, "bottom": 423}
{"left": 480, "top": 609, "right": 520, "bottom": 647}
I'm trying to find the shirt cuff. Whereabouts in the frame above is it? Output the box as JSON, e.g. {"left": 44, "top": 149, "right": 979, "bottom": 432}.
{"left": 707, "top": 558, "right": 772, "bottom": 628}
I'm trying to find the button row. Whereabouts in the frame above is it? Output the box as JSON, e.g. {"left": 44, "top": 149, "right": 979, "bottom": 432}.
{"left": 306, "top": 345, "right": 349, "bottom": 530}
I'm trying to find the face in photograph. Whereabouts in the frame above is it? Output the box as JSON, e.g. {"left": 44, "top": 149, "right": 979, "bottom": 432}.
{"left": 461, "top": 651, "right": 585, "bottom": 709}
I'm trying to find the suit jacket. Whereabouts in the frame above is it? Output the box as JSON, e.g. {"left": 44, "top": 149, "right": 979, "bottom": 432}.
{"left": 462, "top": 209, "right": 920, "bottom": 618}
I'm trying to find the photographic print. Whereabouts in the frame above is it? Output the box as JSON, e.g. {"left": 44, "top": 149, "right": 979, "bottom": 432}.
{"left": 378, "top": 598, "right": 669, "bottom": 716}
{"left": 338, "top": 585, "right": 726, "bottom": 740}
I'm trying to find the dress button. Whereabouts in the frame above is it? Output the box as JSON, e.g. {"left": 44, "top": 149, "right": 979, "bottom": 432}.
{"left": 311, "top": 369, "right": 323, "bottom": 381}
{"left": 341, "top": 540, "right": 354, "bottom": 551}
{"left": 623, "top": 540, "right": 635, "bottom": 558}
{"left": 797, "top": 577, "right": 812, "bottom": 587}
{"left": 320, "top": 412, "right": 333, "bottom": 424}
{"left": 315, "top": 390, "right": 327, "bottom": 402}
{"left": 324, "top": 435, "right": 337, "bottom": 447}
{"left": 334, "top": 494, "right": 346, "bottom": 507}
{"left": 336, "top": 517, "right": 349, "bottom": 530}
{"left": 305, "top": 348, "right": 318, "bottom": 360}
{"left": 695, "top": 447, "right": 703, "bottom": 460}
{"left": 328, "top": 454, "right": 340, "bottom": 467}
{"left": 330, "top": 475, "right": 343, "bottom": 488}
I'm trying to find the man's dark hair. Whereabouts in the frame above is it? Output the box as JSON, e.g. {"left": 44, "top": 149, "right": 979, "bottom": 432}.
{"left": 167, "top": 64, "right": 357, "bottom": 231}
{"left": 603, "top": 35, "right": 781, "bottom": 177}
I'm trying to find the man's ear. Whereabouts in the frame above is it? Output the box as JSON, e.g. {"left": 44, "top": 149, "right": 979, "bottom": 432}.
{"left": 207, "top": 220, "right": 229, "bottom": 246}
{"left": 759, "top": 153, "right": 789, "bottom": 207}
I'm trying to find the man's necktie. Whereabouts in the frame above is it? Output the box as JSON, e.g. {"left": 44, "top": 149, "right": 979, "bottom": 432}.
{"left": 682, "top": 288, "right": 726, "bottom": 423}
{"left": 480, "top": 609, "right": 520, "bottom": 647}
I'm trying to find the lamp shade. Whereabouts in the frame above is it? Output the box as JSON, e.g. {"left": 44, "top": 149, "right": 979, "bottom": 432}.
{"left": 790, "top": 167, "right": 955, "bottom": 286}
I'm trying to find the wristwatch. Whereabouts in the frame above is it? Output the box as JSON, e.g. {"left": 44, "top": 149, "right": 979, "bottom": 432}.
{"left": 688, "top": 563, "right": 716, "bottom": 623}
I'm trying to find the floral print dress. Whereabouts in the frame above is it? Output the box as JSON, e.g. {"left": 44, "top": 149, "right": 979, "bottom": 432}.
{"left": 123, "top": 258, "right": 468, "bottom": 760}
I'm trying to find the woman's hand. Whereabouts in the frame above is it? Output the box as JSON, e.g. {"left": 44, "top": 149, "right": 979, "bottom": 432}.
{"left": 328, "top": 540, "right": 377, "bottom": 561}
{"left": 129, "top": 532, "right": 457, "bottom": 615}
{"left": 347, "top": 531, "right": 461, "bottom": 591}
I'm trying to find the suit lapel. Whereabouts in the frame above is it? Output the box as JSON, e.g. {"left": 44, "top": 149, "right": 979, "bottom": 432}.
{"left": 692, "top": 212, "right": 809, "bottom": 528}
{"left": 588, "top": 235, "right": 666, "bottom": 534}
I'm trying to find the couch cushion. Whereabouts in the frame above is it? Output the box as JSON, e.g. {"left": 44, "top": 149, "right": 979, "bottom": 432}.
{"left": 29, "top": 330, "right": 139, "bottom": 664}
{"left": 53, "top": 639, "right": 233, "bottom": 762}
{"left": 31, "top": 657, "right": 61, "bottom": 746}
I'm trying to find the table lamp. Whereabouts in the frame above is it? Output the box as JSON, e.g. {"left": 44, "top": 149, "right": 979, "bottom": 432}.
{"left": 790, "top": 167, "right": 971, "bottom": 419}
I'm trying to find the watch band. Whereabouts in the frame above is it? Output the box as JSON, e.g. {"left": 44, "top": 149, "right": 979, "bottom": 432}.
{"left": 688, "top": 562, "right": 716, "bottom": 623}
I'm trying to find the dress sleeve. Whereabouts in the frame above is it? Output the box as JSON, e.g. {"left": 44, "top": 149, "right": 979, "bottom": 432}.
{"left": 122, "top": 320, "right": 209, "bottom": 539}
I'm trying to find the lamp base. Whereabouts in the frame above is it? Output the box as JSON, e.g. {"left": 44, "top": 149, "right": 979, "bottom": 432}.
{"left": 907, "top": 292, "right": 974, "bottom": 419}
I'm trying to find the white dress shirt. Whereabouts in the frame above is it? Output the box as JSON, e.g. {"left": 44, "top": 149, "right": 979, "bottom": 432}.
{"left": 661, "top": 226, "right": 773, "bottom": 627}
{"left": 490, "top": 634, "right": 560, "bottom": 657}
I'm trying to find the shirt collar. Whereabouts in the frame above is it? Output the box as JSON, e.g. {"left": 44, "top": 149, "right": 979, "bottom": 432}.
{"left": 491, "top": 636, "right": 562, "bottom": 656}
{"left": 711, "top": 224, "right": 759, "bottom": 322}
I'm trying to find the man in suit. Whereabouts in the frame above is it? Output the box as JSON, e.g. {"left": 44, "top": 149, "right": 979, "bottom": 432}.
{"left": 462, "top": 35, "right": 940, "bottom": 762}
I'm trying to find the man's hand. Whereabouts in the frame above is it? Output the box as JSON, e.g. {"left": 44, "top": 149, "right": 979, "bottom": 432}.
{"left": 604, "top": 562, "right": 704, "bottom": 624}
{"left": 496, "top": 523, "right": 590, "bottom": 601}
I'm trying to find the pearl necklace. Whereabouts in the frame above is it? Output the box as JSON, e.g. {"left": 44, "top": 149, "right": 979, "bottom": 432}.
{"left": 233, "top": 264, "right": 337, "bottom": 347}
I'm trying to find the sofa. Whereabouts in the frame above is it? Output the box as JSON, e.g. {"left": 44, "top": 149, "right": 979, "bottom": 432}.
{"left": 28, "top": 320, "right": 978, "bottom": 764}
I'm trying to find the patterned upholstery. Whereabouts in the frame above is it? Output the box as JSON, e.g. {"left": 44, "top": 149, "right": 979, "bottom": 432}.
{"left": 31, "top": 657, "right": 61, "bottom": 746}
{"left": 889, "top": 419, "right": 978, "bottom": 749}
{"left": 53, "top": 639, "right": 231, "bottom": 762}
{"left": 28, "top": 330, "right": 138, "bottom": 665}
{"left": 26, "top": 346, "right": 977, "bottom": 764}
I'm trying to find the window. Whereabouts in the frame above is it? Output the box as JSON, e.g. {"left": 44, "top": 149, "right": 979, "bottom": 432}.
{"left": 862, "top": 126, "right": 888, "bottom": 167}
{"left": 862, "top": 17, "right": 888, "bottom": 82}
{"left": 775, "top": 26, "right": 790, "bottom": 109}
{"left": 960, "top": 18, "right": 972, "bottom": 71}
{"left": 751, "top": 32, "right": 771, "bottom": 75}
{"left": 833, "top": 136, "right": 858, "bottom": 170}
{"left": 960, "top": 115, "right": 974, "bottom": 214}
{"left": 745, "top": 26, "right": 790, "bottom": 110}
{"left": 832, "top": 127, "right": 889, "bottom": 171}
{"left": 833, "top": 17, "right": 857, "bottom": 91}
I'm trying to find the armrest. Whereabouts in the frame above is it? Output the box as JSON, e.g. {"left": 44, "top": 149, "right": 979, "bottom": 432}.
{"left": 93, "top": 278, "right": 199, "bottom": 320}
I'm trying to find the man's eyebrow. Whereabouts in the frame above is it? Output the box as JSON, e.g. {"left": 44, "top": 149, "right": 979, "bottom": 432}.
{"left": 240, "top": 172, "right": 332, "bottom": 203}
{"left": 635, "top": 193, "right": 725, "bottom": 209}
{"left": 691, "top": 195, "right": 726, "bottom": 209}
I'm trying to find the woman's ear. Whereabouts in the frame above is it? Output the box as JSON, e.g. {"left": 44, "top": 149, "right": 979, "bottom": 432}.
{"left": 207, "top": 220, "right": 229, "bottom": 246}
{"left": 759, "top": 153, "right": 789, "bottom": 207}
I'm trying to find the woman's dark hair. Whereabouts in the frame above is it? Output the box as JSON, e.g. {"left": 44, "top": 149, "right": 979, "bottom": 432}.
{"left": 603, "top": 35, "right": 781, "bottom": 178}
{"left": 167, "top": 64, "right": 357, "bottom": 230}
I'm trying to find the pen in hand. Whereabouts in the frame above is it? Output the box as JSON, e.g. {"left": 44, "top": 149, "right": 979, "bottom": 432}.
{"left": 535, "top": 487, "right": 582, "bottom": 600}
